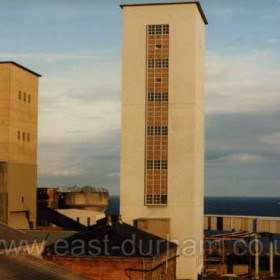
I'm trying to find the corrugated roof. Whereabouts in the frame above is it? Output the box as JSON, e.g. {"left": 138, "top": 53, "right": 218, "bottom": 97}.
{"left": 23, "top": 230, "right": 77, "bottom": 247}
{"left": 0, "top": 222, "right": 43, "bottom": 250}
{"left": 45, "top": 217, "right": 177, "bottom": 258}
{"left": 0, "top": 61, "right": 41, "bottom": 77}
{"left": 0, "top": 254, "right": 90, "bottom": 280}
{"left": 120, "top": 1, "right": 208, "bottom": 25}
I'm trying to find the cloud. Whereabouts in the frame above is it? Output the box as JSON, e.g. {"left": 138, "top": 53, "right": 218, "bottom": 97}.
{"left": 0, "top": 51, "right": 114, "bottom": 63}
{"left": 206, "top": 49, "right": 280, "bottom": 114}
{"left": 207, "top": 153, "right": 275, "bottom": 165}
{"left": 107, "top": 172, "right": 120, "bottom": 177}
{"left": 261, "top": 132, "right": 280, "bottom": 147}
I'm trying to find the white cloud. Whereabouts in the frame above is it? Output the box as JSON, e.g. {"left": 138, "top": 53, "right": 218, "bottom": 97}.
{"left": 207, "top": 153, "right": 274, "bottom": 165}
{"left": 206, "top": 49, "right": 280, "bottom": 114}
{"left": 0, "top": 51, "right": 113, "bottom": 63}
{"left": 261, "top": 132, "right": 280, "bottom": 147}
{"left": 107, "top": 172, "right": 120, "bottom": 177}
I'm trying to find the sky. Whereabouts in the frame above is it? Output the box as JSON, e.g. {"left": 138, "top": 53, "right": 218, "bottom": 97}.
{"left": 0, "top": 0, "right": 280, "bottom": 196}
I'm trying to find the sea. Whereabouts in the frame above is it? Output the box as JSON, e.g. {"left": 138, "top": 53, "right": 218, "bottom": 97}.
{"left": 106, "top": 196, "right": 280, "bottom": 217}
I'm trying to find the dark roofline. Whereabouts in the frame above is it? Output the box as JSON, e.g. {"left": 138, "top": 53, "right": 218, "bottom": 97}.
{"left": 120, "top": 1, "right": 208, "bottom": 25}
{"left": 0, "top": 61, "right": 42, "bottom": 77}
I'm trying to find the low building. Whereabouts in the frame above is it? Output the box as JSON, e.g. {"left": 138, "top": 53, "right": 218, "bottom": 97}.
{"left": 0, "top": 254, "right": 90, "bottom": 280}
{"left": 44, "top": 216, "right": 178, "bottom": 280}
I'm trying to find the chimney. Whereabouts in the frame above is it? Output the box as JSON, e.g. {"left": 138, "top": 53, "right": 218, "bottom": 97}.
{"left": 118, "top": 214, "right": 123, "bottom": 224}
{"left": 107, "top": 215, "right": 112, "bottom": 226}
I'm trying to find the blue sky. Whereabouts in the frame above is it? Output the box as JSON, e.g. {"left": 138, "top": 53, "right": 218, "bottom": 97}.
{"left": 0, "top": 0, "right": 280, "bottom": 196}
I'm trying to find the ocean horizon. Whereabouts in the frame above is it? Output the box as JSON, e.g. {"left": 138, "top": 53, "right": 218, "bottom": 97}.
{"left": 106, "top": 196, "right": 280, "bottom": 218}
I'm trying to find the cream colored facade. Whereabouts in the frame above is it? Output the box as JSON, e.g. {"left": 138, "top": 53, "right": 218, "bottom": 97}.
{"left": 120, "top": 3, "right": 207, "bottom": 280}
{"left": 0, "top": 62, "right": 40, "bottom": 229}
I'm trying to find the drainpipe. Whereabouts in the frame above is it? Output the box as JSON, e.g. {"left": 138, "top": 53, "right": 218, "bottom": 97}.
{"left": 269, "top": 235, "right": 274, "bottom": 277}
{"left": 255, "top": 235, "right": 259, "bottom": 280}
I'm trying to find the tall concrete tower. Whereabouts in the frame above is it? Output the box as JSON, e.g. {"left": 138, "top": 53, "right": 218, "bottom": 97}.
{"left": 0, "top": 62, "right": 40, "bottom": 229}
{"left": 120, "top": 2, "right": 207, "bottom": 279}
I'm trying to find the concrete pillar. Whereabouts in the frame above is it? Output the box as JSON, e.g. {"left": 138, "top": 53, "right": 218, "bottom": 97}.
{"left": 255, "top": 235, "right": 259, "bottom": 279}
{"left": 269, "top": 236, "right": 274, "bottom": 277}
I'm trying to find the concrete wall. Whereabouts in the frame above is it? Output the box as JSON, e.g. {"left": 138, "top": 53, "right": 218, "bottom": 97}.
{"left": 120, "top": 4, "right": 206, "bottom": 280}
{"left": 0, "top": 63, "right": 39, "bottom": 229}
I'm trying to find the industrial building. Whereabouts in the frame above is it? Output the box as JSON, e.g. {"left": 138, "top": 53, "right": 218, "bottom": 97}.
{"left": 0, "top": 61, "right": 40, "bottom": 230}
{"left": 37, "top": 186, "right": 108, "bottom": 228}
{"left": 44, "top": 216, "right": 178, "bottom": 280}
{"left": 120, "top": 2, "right": 207, "bottom": 279}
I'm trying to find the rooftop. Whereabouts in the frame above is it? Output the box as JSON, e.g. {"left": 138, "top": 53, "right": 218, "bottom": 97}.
{"left": 0, "top": 222, "right": 43, "bottom": 250}
{"left": 0, "top": 61, "right": 42, "bottom": 77}
{"left": 120, "top": 1, "right": 208, "bottom": 25}
{"left": 45, "top": 216, "right": 177, "bottom": 258}
{"left": 0, "top": 254, "right": 90, "bottom": 280}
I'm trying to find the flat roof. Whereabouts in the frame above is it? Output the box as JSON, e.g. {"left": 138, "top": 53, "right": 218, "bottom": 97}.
{"left": 0, "top": 61, "right": 42, "bottom": 77}
{"left": 120, "top": 1, "right": 208, "bottom": 25}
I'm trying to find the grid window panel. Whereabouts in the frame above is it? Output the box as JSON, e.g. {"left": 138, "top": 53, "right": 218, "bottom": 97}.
{"left": 155, "top": 59, "right": 162, "bottom": 68}
{"left": 155, "top": 92, "right": 161, "bottom": 101}
{"left": 162, "top": 127, "right": 168, "bottom": 136}
{"left": 148, "top": 92, "right": 154, "bottom": 102}
{"left": 163, "top": 25, "right": 169, "bottom": 34}
{"left": 147, "top": 161, "right": 153, "bottom": 169}
{"left": 148, "top": 59, "right": 154, "bottom": 68}
{"left": 162, "top": 92, "right": 168, "bottom": 101}
{"left": 154, "top": 160, "right": 161, "bottom": 169}
{"left": 148, "top": 25, "right": 155, "bottom": 35}
{"left": 162, "top": 58, "right": 169, "bottom": 68}
{"left": 154, "top": 126, "right": 161, "bottom": 136}
{"left": 155, "top": 78, "right": 161, "bottom": 83}
{"left": 155, "top": 25, "right": 162, "bottom": 34}
{"left": 145, "top": 195, "right": 167, "bottom": 205}
{"left": 161, "top": 160, "right": 168, "bottom": 170}
{"left": 147, "top": 126, "right": 154, "bottom": 136}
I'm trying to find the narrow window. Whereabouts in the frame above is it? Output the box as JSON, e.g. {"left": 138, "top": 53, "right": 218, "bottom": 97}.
{"left": 17, "top": 131, "right": 20, "bottom": 141}
{"left": 27, "top": 133, "right": 30, "bottom": 142}
{"left": 87, "top": 217, "right": 91, "bottom": 227}
{"left": 22, "top": 132, "right": 25, "bottom": 142}
{"left": 23, "top": 92, "right": 26, "bottom": 102}
{"left": 19, "top": 91, "right": 21, "bottom": 101}
{"left": 28, "top": 94, "right": 31, "bottom": 103}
